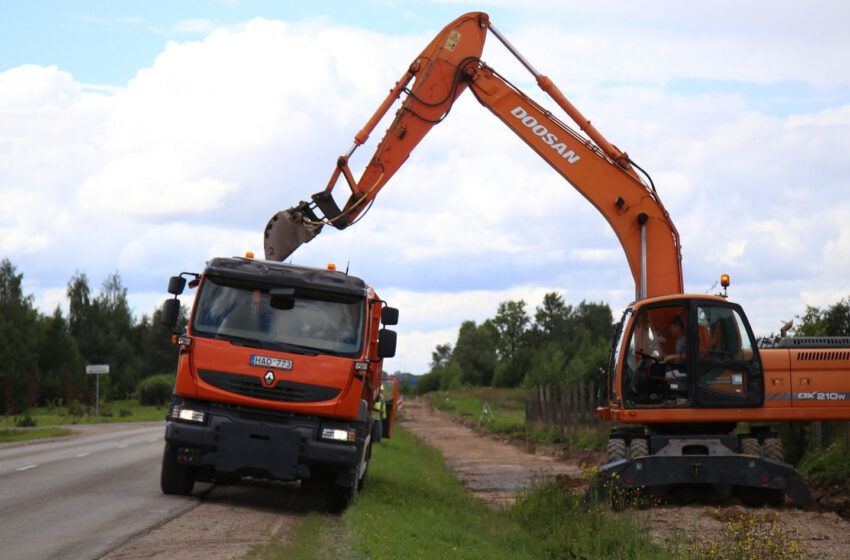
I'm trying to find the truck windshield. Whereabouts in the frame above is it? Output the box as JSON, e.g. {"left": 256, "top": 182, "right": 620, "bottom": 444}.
{"left": 191, "top": 277, "right": 365, "bottom": 358}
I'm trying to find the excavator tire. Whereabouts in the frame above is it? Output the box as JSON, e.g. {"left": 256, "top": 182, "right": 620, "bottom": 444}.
{"left": 628, "top": 438, "right": 649, "bottom": 459}
{"left": 606, "top": 438, "right": 627, "bottom": 462}
{"left": 762, "top": 438, "right": 784, "bottom": 462}
{"left": 740, "top": 437, "right": 760, "bottom": 457}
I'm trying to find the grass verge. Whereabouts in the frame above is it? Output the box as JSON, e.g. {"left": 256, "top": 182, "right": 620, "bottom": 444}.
{"left": 0, "top": 400, "right": 167, "bottom": 442}
{"left": 0, "top": 427, "right": 75, "bottom": 443}
{"left": 247, "top": 425, "right": 667, "bottom": 560}
{"left": 429, "top": 387, "right": 608, "bottom": 450}
{"left": 7, "top": 399, "right": 167, "bottom": 427}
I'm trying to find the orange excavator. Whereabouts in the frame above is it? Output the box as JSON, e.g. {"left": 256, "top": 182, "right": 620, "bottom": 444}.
{"left": 263, "top": 12, "right": 850, "bottom": 506}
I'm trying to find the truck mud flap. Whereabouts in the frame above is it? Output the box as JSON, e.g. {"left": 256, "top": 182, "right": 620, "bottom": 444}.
{"left": 587, "top": 455, "right": 814, "bottom": 507}
{"left": 217, "top": 423, "right": 301, "bottom": 480}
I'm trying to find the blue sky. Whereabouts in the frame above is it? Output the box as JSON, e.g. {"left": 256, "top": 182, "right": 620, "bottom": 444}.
{"left": 2, "top": 1, "right": 849, "bottom": 373}
{"left": 2, "top": 2, "right": 451, "bottom": 83}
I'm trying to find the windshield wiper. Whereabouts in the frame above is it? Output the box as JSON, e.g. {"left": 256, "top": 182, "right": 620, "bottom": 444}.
{"left": 214, "top": 333, "right": 264, "bottom": 348}
{"left": 265, "top": 341, "right": 320, "bottom": 356}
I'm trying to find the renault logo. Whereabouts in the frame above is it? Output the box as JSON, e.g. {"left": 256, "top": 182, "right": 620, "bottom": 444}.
{"left": 263, "top": 371, "right": 275, "bottom": 386}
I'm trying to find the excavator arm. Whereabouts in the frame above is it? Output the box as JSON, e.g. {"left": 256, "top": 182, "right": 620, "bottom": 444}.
{"left": 264, "top": 11, "right": 684, "bottom": 299}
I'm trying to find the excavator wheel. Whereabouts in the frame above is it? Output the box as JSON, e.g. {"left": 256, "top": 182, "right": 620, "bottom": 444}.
{"left": 628, "top": 438, "right": 649, "bottom": 459}
{"left": 606, "top": 438, "right": 627, "bottom": 462}
{"left": 740, "top": 437, "right": 760, "bottom": 456}
{"left": 762, "top": 438, "right": 784, "bottom": 462}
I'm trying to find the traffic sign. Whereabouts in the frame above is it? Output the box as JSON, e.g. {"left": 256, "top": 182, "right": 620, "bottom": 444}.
{"left": 85, "top": 364, "right": 110, "bottom": 375}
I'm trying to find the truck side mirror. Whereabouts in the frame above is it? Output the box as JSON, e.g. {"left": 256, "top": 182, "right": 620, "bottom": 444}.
{"left": 161, "top": 298, "right": 181, "bottom": 329}
{"left": 167, "top": 276, "right": 186, "bottom": 295}
{"left": 378, "top": 328, "right": 397, "bottom": 358}
{"left": 381, "top": 306, "right": 399, "bottom": 326}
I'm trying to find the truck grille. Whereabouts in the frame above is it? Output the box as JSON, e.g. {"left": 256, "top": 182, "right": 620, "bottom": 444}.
{"left": 198, "top": 369, "right": 341, "bottom": 403}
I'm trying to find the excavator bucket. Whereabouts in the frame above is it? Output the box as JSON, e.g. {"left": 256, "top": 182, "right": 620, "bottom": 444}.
{"left": 263, "top": 204, "right": 323, "bottom": 261}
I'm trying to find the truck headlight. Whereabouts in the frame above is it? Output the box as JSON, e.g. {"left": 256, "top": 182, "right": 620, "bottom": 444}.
{"left": 172, "top": 407, "right": 206, "bottom": 424}
{"left": 321, "top": 428, "right": 356, "bottom": 442}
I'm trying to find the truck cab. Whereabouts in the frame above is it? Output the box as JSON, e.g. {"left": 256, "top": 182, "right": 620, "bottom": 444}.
{"left": 159, "top": 256, "right": 398, "bottom": 511}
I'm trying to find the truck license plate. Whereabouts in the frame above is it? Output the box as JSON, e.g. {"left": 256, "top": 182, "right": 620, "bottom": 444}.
{"left": 250, "top": 354, "right": 293, "bottom": 370}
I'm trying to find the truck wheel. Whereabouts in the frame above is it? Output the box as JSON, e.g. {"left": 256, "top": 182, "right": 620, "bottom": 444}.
{"left": 606, "top": 438, "right": 627, "bottom": 462}
{"left": 761, "top": 438, "right": 784, "bottom": 462}
{"left": 326, "top": 467, "right": 357, "bottom": 514}
{"left": 160, "top": 444, "right": 196, "bottom": 495}
{"left": 358, "top": 441, "right": 372, "bottom": 492}
{"left": 628, "top": 438, "right": 649, "bottom": 459}
{"left": 381, "top": 400, "right": 394, "bottom": 439}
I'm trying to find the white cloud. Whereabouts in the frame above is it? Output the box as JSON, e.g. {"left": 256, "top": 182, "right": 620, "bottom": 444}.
{"left": 3, "top": 6, "right": 850, "bottom": 374}
{"left": 77, "top": 151, "right": 240, "bottom": 216}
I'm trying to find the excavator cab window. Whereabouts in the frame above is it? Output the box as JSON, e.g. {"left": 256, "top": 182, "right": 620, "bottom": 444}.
{"left": 620, "top": 300, "right": 763, "bottom": 408}
{"left": 622, "top": 303, "right": 689, "bottom": 406}
{"left": 693, "top": 304, "right": 763, "bottom": 408}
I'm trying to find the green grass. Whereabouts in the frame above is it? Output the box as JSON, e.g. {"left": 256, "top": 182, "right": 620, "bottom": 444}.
{"left": 0, "top": 427, "right": 75, "bottom": 443}
{"left": 0, "top": 400, "right": 168, "bottom": 442}
{"left": 20, "top": 399, "right": 167, "bottom": 425}
{"left": 429, "top": 387, "right": 608, "bottom": 450}
{"left": 246, "top": 425, "right": 667, "bottom": 560}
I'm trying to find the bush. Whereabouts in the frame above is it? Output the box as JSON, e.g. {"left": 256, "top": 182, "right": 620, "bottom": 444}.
{"left": 137, "top": 374, "right": 175, "bottom": 406}
{"left": 15, "top": 412, "right": 36, "bottom": 427}
{"left": 493, "top": 348, "right": 535, "bottom": 388}
{"left": 798, "top": 441, "right": 850, "bottom": 482}
{"left": 68, "top": 399, "right": 85, "bottom": 417}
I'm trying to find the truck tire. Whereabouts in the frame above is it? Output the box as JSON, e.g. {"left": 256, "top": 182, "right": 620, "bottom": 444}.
{"left": 326, "top": 467, "right": 357, "bottom": 514}
{"left": 160, "top": 444, "right": 196, "bottom": 495}
{"left": 606, "top": 438, "right": 627, "bottom": 462}
{"left": 358, "top": 440, "right": 372, "bottom": 491}
{"left": 381, "top": 400, "right": 394, "bottom": 439}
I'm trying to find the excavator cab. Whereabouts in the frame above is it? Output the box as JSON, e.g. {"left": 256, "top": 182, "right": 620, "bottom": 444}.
{"left": 612, "top": 296, "right": 764, "bottom": 411}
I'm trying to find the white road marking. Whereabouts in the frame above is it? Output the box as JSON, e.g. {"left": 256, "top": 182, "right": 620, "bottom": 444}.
{"left": 17, "top": 464, "right": 37, "bottom": 472}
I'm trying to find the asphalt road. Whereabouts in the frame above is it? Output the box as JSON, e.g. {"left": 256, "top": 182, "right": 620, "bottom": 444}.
{"left": 0, "top": 422, "right": 201, "bottom": 560}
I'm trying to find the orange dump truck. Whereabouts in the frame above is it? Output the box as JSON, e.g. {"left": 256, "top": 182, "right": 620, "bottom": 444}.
{"left": 159, "top": 256, "right": 398, "bottom": 511}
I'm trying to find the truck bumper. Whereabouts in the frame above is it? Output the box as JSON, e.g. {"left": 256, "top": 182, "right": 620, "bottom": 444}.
{"left": 163, "top": 396, "right": 367, "bottom": 482}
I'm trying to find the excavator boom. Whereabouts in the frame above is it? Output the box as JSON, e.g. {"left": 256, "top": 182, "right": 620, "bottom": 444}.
{"left": 263, "top": 11, "right": 683, "bottom": 299}
{"left": 262, "top": 11, "right": 850, "bottom": 507}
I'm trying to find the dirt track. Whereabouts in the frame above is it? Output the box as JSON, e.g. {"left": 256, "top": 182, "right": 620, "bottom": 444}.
{"left": 400, "top": 398, "right": 850, "bottom": 558}
{"left": 102, "top": 401, "right": 850, "bottom": 558}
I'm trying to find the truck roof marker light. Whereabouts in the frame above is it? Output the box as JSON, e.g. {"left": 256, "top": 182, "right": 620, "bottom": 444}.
{"left": 327, "top": 263, "right": 337, "bottom": 271}
{"left": 245, "top": 251, "right": 255, "bottom": 258}
{"left": 720, "top": 273, "right": 730, "bottom": 288}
